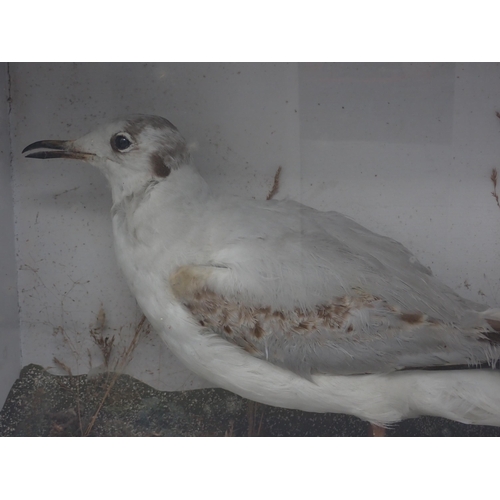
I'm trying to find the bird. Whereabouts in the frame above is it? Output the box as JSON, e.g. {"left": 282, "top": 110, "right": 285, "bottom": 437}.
{"left": 23, "top": 114, "right": 500, "bottom": 431}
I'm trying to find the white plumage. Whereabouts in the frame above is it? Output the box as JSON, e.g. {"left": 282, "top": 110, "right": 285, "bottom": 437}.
{"left": 23, "top": 114, "right": 500, "bottom": 428}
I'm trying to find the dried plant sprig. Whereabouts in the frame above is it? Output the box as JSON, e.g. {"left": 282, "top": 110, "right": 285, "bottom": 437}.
{"left": 89, "top": 306, "right": 115, "bottom": 368}
{"left": 267, "top": 166, "right": 282, "bottom": 200}
{"left": 491, "top": 168, "right": 500, "bottom": 210}
{"left": 84, "top": 314, "right": 150, "bottom": 436}
{"left": 53, "top": 356, "right": 73, "bottom": 376}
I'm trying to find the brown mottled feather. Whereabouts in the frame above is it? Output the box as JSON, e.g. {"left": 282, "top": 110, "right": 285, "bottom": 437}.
{"left": 169, "top": 265, "right": 500, "bottom": 377}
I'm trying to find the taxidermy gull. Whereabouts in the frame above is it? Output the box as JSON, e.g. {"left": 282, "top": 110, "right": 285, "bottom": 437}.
{"left": 23, "top": 114, "right": 500, "bottom": 430}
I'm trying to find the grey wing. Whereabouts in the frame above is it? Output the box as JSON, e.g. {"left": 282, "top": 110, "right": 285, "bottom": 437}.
{"left": 173, "top": 272, "right": 500, "bottom": 377}
{"left": 175, "top": 198, "right": 500, "bottom": 377}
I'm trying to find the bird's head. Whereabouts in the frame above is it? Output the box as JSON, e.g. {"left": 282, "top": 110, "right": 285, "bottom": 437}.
{"left": 23, "top": 114, "right": 191, "bottom": 200}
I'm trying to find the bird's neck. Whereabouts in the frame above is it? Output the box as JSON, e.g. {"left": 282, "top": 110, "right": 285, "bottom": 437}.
{"left": 108, "top": 163, "right": 208, "bottom": 207}
{"left": 109, "top": 165, "right": 211, "bottom": 308}
{"left": 106, "top": 169, "right": 156, "bottom": 205}
{"left": 110, "top": 164, "right": 211, "bottom": 249}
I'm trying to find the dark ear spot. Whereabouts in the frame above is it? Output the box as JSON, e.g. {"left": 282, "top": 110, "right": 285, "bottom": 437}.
{"left": 150, "top": 152, "right": 171, "bottom": 178}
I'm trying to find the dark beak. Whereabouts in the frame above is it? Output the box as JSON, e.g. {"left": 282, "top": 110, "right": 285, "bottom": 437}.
{"left": 22, "top": 140, "right": 94, "bottom": 160}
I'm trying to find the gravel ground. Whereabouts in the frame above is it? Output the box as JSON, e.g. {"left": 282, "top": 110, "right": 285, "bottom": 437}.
{"left": 1, "top": 364, "right": 499, "bottom": 437}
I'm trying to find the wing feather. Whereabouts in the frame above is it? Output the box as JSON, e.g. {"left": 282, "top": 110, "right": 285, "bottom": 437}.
{"left": 170, "top": 263, "right": 500, "bottom": 378}
{"left": 168, "top": 197, "right": 500, "bottom": 376}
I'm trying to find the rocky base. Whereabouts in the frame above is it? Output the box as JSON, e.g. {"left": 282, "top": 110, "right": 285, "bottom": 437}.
{"left": 1, "top": 364, "right": 499, "bottom": 436}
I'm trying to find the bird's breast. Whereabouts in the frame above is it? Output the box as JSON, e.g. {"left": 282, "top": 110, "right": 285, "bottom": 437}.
{"left": 110, "top": 198, "right": 213, "bottom": 324}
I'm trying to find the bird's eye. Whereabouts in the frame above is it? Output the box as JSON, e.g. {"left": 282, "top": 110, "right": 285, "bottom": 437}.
{"left": 112, "top": 134, "right": 132, "bottom": 152}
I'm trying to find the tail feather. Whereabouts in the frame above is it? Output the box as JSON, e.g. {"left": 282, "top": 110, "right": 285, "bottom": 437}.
{"left": 410, "top": 369, "right": 500, "bottom": 426}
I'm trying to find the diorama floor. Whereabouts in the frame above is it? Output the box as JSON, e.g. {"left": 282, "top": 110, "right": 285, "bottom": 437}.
{"left": 1, "top": 364, "right": 499, "bottom": 437}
